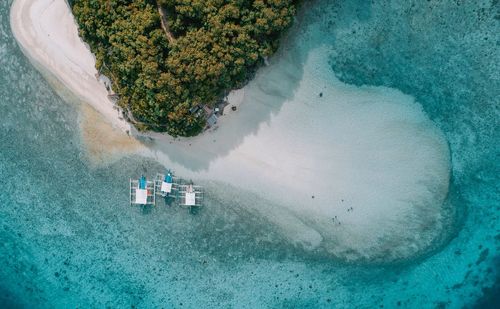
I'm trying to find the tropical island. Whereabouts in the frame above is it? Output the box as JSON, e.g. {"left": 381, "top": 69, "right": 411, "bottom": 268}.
{"left": 5, "top": 0, "right": 499, "bottom": 305}
{"left": 70, "top": 0, "right": 298, "bottom": 136}
{"left": 10, "top": 0, "right": 453, "bottom": 263}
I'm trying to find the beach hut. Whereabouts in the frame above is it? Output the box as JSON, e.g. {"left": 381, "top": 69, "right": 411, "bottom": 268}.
{"left": 130, "top": 176, "right": 156, "bottom": 206}
{"left": 207, "top": 113, "right": 218, "bottom": 127}
{"left": 155, "top": 170, "right": 179, "bottom": 197}
{"left": 177, "top": 181, "right": 204, "bottom": 208}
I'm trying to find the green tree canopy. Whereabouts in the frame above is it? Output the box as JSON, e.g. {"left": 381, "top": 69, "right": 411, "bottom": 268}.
{"left": 72, "top": 0, "right": 298, "bottom": 136}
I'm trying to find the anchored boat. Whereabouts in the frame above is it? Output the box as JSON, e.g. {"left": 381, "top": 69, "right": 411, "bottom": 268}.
{"left": 130, "top": 176, "right": 156, "bottom": 206}
{"left": 178, "top": 181, "right": 204, "bottom": 208}
{"left": 129, "top": 172, "right": 204, "bottom": 211}
{"left": 155, "top": 170, "right": 179, "bottom": 197}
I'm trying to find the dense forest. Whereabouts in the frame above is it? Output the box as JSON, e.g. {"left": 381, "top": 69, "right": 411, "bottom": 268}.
{"left": 70, "top": 0, "right": 298, "bottom": 136}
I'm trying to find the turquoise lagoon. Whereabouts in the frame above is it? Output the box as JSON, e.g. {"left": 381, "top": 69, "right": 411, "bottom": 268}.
{"left": 1, "top": 0, "right": 499, "bottom": 308}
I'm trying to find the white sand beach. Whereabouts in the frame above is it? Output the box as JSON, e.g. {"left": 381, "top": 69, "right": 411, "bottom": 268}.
{"left": 10, "top": 0, "right": 145, "bottom": 162}
{"left": 10, "top": 0, "right": 130, "bottom": 133}
{"left": 10, "top": 0, "right": 452, "bottom": 261}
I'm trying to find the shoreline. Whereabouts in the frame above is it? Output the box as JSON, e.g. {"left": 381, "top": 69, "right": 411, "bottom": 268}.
{"left": 9, "top": 0, "right": 246, "bottom": 160}
{"left": 10, "top": 0, "right": 131, "bottom": 133}
{"left": 10, "top": 0, "right": 454, "bottom": 262}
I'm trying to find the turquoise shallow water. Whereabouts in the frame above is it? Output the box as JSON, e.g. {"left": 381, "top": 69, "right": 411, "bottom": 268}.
{"left": 1, "top": 0, "right": 499, "bottom": 308}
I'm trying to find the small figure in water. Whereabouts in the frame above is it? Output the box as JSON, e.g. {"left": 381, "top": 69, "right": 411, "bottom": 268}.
{"left": 319, "top": 92, "right": 323, "bottom": 97}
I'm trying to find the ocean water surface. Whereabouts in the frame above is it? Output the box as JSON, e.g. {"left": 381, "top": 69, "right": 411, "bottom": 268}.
{"left": 1, "top": 0, "right": 499, "bottom": 308}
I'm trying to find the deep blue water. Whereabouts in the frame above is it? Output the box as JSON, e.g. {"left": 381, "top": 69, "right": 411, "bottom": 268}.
{"left": 1, "top": 0, "right": 499, "bottom": 308}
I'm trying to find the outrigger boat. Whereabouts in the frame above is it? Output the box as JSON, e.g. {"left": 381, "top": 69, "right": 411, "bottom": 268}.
{"left": 178, "top": 181, "right": 204, "bottom": 208}
{"left": 155, "top": 170, "right": 179, "bottom": 197}
{"left": 130, "top": 176, "right": 155, "bottom": 206}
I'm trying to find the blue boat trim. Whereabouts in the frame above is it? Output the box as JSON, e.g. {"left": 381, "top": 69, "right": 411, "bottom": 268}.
{"left": 139, "top": 176, "right": 147, "bottom": 189}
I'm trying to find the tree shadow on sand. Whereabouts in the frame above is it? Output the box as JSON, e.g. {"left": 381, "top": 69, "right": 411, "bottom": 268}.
{"left": 131, "top": 4, "right": 335, "bottom": 172}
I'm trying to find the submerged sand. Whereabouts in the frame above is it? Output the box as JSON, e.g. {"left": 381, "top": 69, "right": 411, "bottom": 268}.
{"left": 79, "top": 104, "right": 143, "bottom": 164}
{"left": 11, "top": 0, "right": 452, "bottom": 262}
{"left": 145, "top": 47, "right": 451, "bottom": 260}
